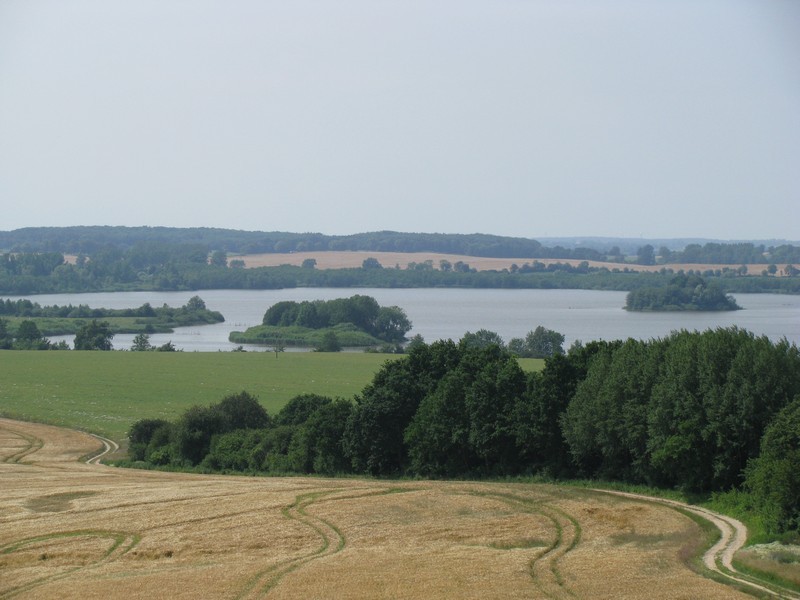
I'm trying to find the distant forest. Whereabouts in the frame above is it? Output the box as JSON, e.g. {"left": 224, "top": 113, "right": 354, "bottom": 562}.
{"left": 1, "top": 227, "right": 798, "bottom": 296}
{"left": 2, "top": 226, "right": 800, "bottom": 264}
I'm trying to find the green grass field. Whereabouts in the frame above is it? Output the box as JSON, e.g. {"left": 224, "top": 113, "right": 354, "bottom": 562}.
{"left": 0, "top": 351, "right": 543, "bottom": 443}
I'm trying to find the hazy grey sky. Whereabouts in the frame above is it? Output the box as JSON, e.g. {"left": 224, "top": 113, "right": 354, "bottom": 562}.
{"left": 1, "top": 1, "right": 798, "bottom": 240}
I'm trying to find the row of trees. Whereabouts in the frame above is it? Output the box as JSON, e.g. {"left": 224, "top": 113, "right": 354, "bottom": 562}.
{"left": 459, "top": 327, "right": 565, "bottom": 358}
{"left": 635, "top": 242, "right": 800, "bottom": 266}
{"left": 0, "top": 296, "right": 221, "bottom": 323}
{"left": 664, "top": 242, "right": 800, "bottom": 265}
{"left": 5, "top": 251, "right": 799, "bottom": 297}
{"left": 0, "top": 319, "right": 66, "bottom": 350}
{"left": 0, "top": 296, "right": 223, "bottom": 338}
{"left": 0, "top": 318, "right": 113, "bottom": 350}
{"left": 0, "top": 318, "right": 183, "bottom": 351}
{"left": 128, "top": 327, "right": 800, "bottom": 534}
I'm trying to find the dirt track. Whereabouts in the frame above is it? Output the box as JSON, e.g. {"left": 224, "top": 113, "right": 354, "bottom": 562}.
{"left": 596, "top": 490, "right": 800, "bottom": 599}
{"left": 1, "top": 418, "right": 793, "bottom": 599}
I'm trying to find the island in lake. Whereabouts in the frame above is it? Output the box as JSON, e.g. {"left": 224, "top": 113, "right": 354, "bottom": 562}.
{"left": 625, "top": 274, "right": 741, "bottom": 311}
{"left": 229, "top": 294, "right": 412, "bottom": 350}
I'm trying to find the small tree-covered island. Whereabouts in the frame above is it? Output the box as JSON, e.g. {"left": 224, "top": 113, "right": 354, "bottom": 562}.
{"left": 625, "top": 273, "right": 741, "bottom": 311}
{"left": 229, "top": 295, "right": 412, "bottom": 350}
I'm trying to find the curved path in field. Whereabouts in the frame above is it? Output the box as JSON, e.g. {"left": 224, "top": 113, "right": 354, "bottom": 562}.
{"left": 85, "top": 433, "right": 119, "bottom": 465}
{"left": 595, "top": 489, "right": 800, "bottom": 600}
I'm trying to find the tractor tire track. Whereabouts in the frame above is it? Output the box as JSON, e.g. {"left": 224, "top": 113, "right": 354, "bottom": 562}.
{"left": 0, "top": 426, "right": 43, "bottom": 464}
{"left": 469, "top": 490, "right": 580, "bottom": 599}
{"left": 0, "top": 530, "right": 140, "bottom": 599}
{"left": 237, "top": 488, "right": 412, "bottom": 599}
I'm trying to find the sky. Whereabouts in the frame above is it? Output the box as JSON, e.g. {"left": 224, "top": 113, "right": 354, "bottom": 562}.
{"left": 0, "top": 1, "right": 798, "bottom": 241}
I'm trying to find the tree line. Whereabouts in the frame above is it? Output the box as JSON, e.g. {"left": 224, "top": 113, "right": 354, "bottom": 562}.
{"left": 0, "top": 295, "right": 221, "bottom": 323}
{"left": 662, "top": 242, "right": 800, "bottom": 265}
{"left": 4, "top": 227, "right": 798, "bottom": 264}
{"left": 0, "top": 318, "right": 109, "bottom": 350}
{"left": 0, "top": 296, "right": 220, "bottom": 348}
{"left": 3, "top": 250, "right": 799, "bottom": 297}
{"left": 0, "top": 227, "right": 603, "bottom": 259}
{"left": 127, "top": 327, "right": 800, "bottom": 536}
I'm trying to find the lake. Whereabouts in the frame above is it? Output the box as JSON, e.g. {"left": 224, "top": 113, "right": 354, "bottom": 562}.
{"left": 7, "top": 288, "right": 799, "bottom": 352}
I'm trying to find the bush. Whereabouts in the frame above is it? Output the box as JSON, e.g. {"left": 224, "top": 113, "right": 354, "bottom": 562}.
{"left": 128, "top": 418, "right": 171, "bottom": 461}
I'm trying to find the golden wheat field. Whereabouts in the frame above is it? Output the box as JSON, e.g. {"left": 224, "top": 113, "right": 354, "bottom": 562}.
{"left": 0, "top": 418, "right": 757, "bottom": 599}
{"left": 235, "top": 251, "right": 772, "bottom": 276}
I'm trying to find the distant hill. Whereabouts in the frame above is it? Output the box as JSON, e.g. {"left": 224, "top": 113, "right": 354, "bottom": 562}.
{"left": 1, "top": 227, "right": 798, "bottom": 264}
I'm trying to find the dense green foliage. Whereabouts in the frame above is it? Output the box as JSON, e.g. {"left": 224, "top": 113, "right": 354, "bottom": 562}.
{"left": 73, "top": 320, "right": 114, "bottom": 350}
{"left": 262, "top": 295, "right": 411, "bottom": 342}
{"left": 129, "top": 327, "right": 800, "bottom": 535}
{"left": 667, "top": 241, "right": 800, "bottom": 265}
{"left": 625, "top": 274, "right": 741, "bottom": 311}
{"left": 745, "top": 399, "right": 800, "bottom": 535}
{"left": 132, "top": 328, "right": 800, "bottom": 531}
{"left": 508, "top": 326, "right": 565, "bottom": 358}
{"left": 0, "top": 318, "right": 68, "bottom": 350}
{"left": 232, "top": 295, "right": 412, "bottom": 348}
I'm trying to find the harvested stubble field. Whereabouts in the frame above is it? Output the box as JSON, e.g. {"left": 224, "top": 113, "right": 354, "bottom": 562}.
{"left": 237, "top": 251, "right": 771, "bottom": 276}
{"left": 1, "top": 419, "right": 761, "bottom": 600}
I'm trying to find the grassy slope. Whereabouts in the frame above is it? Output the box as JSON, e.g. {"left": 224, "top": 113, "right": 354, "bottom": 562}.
{"left": 0, "top": 351, "right": 543, "bottom": 443}
{"left": 0, "top": 352, "right": 396, "bottom": 441}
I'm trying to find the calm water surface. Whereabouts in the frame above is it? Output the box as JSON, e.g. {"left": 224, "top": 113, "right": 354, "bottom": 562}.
{"left": 10, "top": 288, "right": 799, "bottom": 351}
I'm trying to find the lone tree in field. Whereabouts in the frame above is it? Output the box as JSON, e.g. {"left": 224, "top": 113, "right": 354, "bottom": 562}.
{"left": 74, "top": 320, "right": 114, "bottom": 351}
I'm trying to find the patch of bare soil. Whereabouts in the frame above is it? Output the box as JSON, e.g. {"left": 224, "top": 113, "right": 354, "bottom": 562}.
{"left": 0, "top": 418, "right": 760, "bottom": 599}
